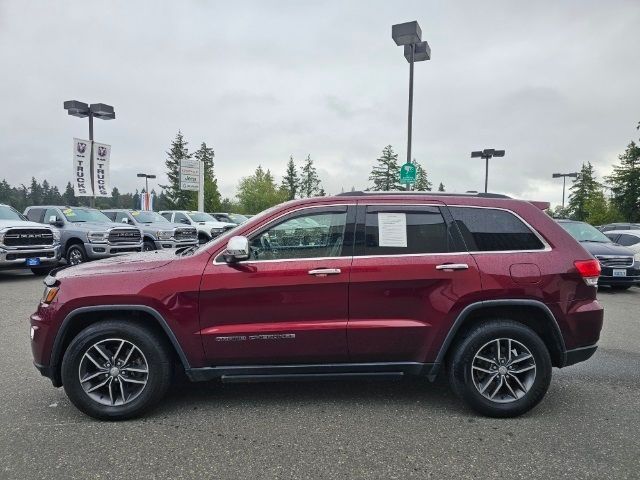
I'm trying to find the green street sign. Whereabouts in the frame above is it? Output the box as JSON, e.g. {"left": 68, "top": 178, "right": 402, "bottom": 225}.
{"left": 399, "top": 162, "right": 416, "bottom": 184}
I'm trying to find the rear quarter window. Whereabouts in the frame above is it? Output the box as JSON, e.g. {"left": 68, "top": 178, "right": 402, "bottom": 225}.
{"left": 448, "top": 206, "right": 545, "bottom": 252}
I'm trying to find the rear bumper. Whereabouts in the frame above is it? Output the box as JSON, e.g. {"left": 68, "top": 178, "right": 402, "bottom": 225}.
{"left": 563, "top": 345, "right": 598, "bottom": 367}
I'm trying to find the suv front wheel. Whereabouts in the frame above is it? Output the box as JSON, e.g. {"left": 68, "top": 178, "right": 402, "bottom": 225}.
{"left": 61, "top": 320, "right": 173, "bottom": 420}
{"left": 448, "top": 320, "right": 552, "bottom": 417}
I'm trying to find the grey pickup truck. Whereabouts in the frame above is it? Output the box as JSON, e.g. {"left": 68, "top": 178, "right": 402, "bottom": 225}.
{"left": 0, "top": 203, "right": 61, "bottom": 275}
{"left": 24, "top": 206, "right": 142, "bottom": 265}
{"left": 102, "top": 209, "right": 198, "bottom": 251}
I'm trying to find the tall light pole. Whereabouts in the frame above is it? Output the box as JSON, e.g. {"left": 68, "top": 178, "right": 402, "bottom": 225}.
{"left": 471, "top": 148, "right": 505, "bottom": 193}
{"left": 552, "top": 172, "right": 578, "bottom": 209}
{"left": 392, "top": 21, "right": 431, "bottom": 190}
{"left": 136, "top": 173, "right": 156, "bottom": 194}
{"left": 63, "top": 101, "right": 115, "bottom": 207}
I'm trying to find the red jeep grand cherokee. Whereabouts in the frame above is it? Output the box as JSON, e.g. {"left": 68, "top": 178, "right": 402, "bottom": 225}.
{"left": 30, "top": 192, "right": 603, "bottom": 420}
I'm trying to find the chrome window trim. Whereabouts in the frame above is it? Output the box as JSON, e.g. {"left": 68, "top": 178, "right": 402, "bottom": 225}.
{"left": 212, "top": 203, "right": 356, "bottom": 265}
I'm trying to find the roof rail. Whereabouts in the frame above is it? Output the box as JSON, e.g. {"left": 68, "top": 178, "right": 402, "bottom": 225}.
{"left": 335, "top": 191, "right": 511, "bottom": 199}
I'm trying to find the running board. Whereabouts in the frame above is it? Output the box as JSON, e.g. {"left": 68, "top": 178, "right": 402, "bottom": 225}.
{"left": 186, "top": 362, "right": 436, "bottom": 382}
{"left": 221, "top": 372, "right": 404, "bottom": 383}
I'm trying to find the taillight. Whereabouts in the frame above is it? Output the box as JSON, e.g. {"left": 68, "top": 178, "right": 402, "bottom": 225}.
{"left": 574, "top": 259, "right": 601, "bottom": 287}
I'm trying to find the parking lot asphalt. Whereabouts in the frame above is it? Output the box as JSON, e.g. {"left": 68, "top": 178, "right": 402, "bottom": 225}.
{"left": 0, "top": 271, "right": 638, "bottom": 480}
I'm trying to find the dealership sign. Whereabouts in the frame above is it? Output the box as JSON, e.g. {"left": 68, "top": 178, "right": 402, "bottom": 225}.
{"left": 73, "top": 138, "right": 93, "bottom": 197}
{"left": 180, "top": 158, "right": 200, "bottom": 191}
{"left": 93, "top": 142, "right": 111, "bottom": 197}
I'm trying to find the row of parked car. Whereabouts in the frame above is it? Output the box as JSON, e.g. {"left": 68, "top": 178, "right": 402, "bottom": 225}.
{"left": 0, "top": 203, "right": 248, "bottom": 274}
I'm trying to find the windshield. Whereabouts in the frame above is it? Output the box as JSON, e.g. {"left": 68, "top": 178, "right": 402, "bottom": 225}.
{"left": 0, "top": 205, "right": 25, "bottom": 221}
{"left": 229, "top": 213, "right": 248, "bottom": 224}
{"left": 560, "top": 221, "right": 613, "bottom": 243}
{"left": 188, "top": 212, "right": 217, "bottom": 222}
{"left": 62, "top": 207, "right": 112, "bottom": 223}
{"left": 131, "top": 211, "right": 169, "bottom": 223}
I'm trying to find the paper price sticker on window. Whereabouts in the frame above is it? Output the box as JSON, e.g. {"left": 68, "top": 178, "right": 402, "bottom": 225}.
{"left": 378, "top": 213, "right": 407, "bottom": 247}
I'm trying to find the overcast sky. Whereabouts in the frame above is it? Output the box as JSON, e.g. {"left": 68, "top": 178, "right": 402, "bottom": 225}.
{"left": 1, "top": 0, "right": 639, "bottom": 207}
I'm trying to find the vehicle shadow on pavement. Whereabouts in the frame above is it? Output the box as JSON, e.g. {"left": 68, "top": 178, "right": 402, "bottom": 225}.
{"left": 0, "top": 271, "right": 41, "bottom": 283}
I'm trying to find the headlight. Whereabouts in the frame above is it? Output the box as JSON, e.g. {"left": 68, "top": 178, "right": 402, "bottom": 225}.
{"left": 157, "top": 230, "right": 174, "bottom": 240}
{"left": 0, "top": 229, "right": 5, "bottom": 245}
{"left": 210, "top": 228, "right": 224, "bottom": 236}
{"left": 634, "top": 252, "right": 640, "bottom": 262}
{"left": 87, "top": 231, "right": 108, "bottom": 243}
{"left": 52, "top": 229, "right": 61, "bottom": 244}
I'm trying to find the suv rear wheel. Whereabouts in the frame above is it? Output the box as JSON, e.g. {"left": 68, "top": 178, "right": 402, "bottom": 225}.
{"left": 448, "top": 320, "right": 552, "bottom": 417}
{"left": 61, "top": 320, "right": 173, "bottom": 420}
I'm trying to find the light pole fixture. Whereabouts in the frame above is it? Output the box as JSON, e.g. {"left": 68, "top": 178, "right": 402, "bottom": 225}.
{"left": 471, "top": 148, "right": 505, "bottom": 193}
{"left": 137, "top": 173, "right": 156, "bottom": 194}
{"left": 63, "top": 100, "right": 115, "bottom": 207}
{"left": 392, "top": 21, "right": 430, "bottom": 190}
{"left": 552, "top": 172, "right": 578, "bottom": 209}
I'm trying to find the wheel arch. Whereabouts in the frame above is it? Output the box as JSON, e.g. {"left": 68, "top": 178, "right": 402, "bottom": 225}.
{"left": 64, "top": 237, "right": 85, "bottom": 253}
{"left": 48, "top": 305, "right": 191, "bottom": 387}
{"left": 429, "top": 300, "right": 567, "bottom": 380}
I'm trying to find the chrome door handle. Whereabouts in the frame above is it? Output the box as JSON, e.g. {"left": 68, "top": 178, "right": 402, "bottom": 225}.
{"left": 435, "top": 263, "right": 469, "bottom": 271}
{"left": 308, "top": 268, "right": 341, "bottom": 276}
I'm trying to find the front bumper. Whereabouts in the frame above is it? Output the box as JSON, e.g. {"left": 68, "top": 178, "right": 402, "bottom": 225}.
{"left": 598, "top": 266, "right": 640, "bottom": 286}
{"left": 154, "top": 239, "right": 198, "bottom": 249}
{"left": 0, "top": 245, "right": 61, "bottom": 270}
{"left": 84, "top": 242, "right": 142, "bottom": 259}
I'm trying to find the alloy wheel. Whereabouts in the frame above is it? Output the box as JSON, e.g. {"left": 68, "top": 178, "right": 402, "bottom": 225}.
{"left": 68, "top": 248, "right": 84, "bottom": 265}
{"left": 78, "top": 338, "right": 149, "bottom": 406}
{"left": 471, "top": 337, "right": 536, "bottom": 403}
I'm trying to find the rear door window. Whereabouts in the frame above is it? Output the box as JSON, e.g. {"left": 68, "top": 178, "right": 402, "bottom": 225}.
{"left": 448, "top": 206, "right": 545, "bottom": 252}
{"left": 362, "top": 206, "right": 449, "bottom": 255}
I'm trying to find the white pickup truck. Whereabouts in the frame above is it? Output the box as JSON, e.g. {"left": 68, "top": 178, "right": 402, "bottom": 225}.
{"left": 159, "top": 210, "right": 236, "bottom": 244}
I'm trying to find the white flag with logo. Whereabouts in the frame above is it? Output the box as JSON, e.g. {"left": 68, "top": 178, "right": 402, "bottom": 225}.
{"left": 93, "top": 142, "right": 111, "bottom": 197}
{"left": 73, "top": 138, "right": 93, "bottom": 197}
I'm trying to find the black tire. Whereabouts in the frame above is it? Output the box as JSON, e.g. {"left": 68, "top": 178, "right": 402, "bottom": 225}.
{"left": 31, "top": 267, "right": 53, "bottom": 276}
{"left": 66, "top": 243, "right": 87, "bottom": 266}
{"left": 448, "top": 320, "right": 552, "bottom": 418}
{"left": 61, "top": 320, "right": 173, "bottom": 420}
{"left": 143, "top": 240, "right": 156, "bottom": 252}
{"left": 610, "top": 285, "right": 631, "bottom": 291}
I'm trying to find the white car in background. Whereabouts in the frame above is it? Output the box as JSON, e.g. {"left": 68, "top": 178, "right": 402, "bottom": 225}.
{"left": 159, "top": 210, "right": 236, "bottom": 244}
{"left": 604, "top": 230, "right": 640, "bottom": 263}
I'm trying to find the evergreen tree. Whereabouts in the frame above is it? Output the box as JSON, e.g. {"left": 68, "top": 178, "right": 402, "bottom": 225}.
{"left": 438, "top": 182, "right": 445, "bottom": 192}
{"left": 606, "top": 140, "right": 640, "bottom": 222}
{"left": 111, "top": 187, "right": 121, "bottom": 208}
{"left": 413, "top": 160, "right": 432, "bottom": 191}
{"left": 281, "top": 155, "right": 299, "bottom": 200}
{"left": 369, "top": 145, "right": 402, "bottom": 191}
{"left": 28, "top": 177, "right": 43, "bottom": 205}
{"left": 237, "top": 165, "right": 287, "bottom": 214}
{"left": 299, "top": 155, "right": 323, "bottom": 197}
{"left": 63, "top": 182, "right": 77, "bottom": 206}
{"left": 194, "top": 142, "right": 221, "bottom": 212}
{"left": 132, "top": 189, "right": 141, "bottom": 210}
{"left": 160, "top": 131, "right": 196, "bottom": 209}
{"left": 567, "top": 162, "right": 601, "bottom": 221}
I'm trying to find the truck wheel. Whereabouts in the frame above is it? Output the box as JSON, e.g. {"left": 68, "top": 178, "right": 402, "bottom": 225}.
{"left": 448, "top": 320, "right": 552, "bottom": 418}
{"left": 66, "top": 244, "right": 87, "bottom": 266}
{"left": 61, "top": 320, "right": 173, "bottom": 420}
{"left": 143, "top": 240, "right": 156, "bottom": 251}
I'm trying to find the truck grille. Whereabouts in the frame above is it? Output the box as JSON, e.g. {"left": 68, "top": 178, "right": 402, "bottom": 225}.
{"left": 174, "top": 228, "right": 197, "bottom": 242}
{"left": 3, "top": 228, "right": 54, "bottom": 247}
{"left": 596, "top": 255, "right": 634, "bottom": 268}
{"left": 108, "top": 228, "right": 141, "bottom": 244}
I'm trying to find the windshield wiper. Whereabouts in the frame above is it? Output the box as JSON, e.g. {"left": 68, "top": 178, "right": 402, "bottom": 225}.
{"left": 580, "top": 239, "right": 609, "bottom": 243}
{"left": 176, "top": 245, "right": 199, "bottom": 256}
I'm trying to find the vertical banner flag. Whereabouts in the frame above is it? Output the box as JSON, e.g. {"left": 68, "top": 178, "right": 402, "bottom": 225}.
{"left": 73, "top": 138, "right": 93, "bottom": 197}
{"left": 93, "top": 142, "right": 112, "bottom": 197}
{"left": 140, "top": 192, "right": 154, "bottom": 211}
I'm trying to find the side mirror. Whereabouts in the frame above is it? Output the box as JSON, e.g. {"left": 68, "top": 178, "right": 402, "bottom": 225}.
{"left": 121, "top": 217, "right": 129, "bottom": 224}
{"left": 224, "top": 236, "right": 250, "bottom": 263}
{"left": 48, "top": 216, "right": 63, "bottom": 227}
{"left": 181, "top": 218, "right": 190, "bottom": 225}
